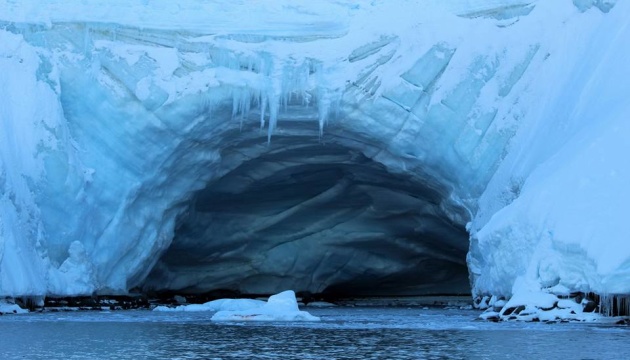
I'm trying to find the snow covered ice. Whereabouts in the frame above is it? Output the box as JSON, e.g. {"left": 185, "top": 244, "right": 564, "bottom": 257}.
{"left": 1, "top": 0, "right": 629, "bottom": 319}
{"left": 153, "top": 298, "right": 265, "bottom": 313}
{"left": 211, "top": 290, "right": 320, "bottom": 322}
{"left": 0, "top": 300, "right": 28, "bottom": 315}
{"left": 152, "top": 290, "right": 319, "bottom": 322}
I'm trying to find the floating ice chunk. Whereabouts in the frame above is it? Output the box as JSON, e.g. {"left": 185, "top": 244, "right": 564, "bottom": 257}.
{"left": 306, "top": 301, "right": 337, "bottom": 308}
{"left": 0, "top": 301, "right": 28, "bottom": 315}
{"left": 479, "top": 310, "right": 500, "bottom": 321}
{"left": 211, "top": 290, "right": 320, "bottom": 322}
{"left": 153, "top": 298, "right": 265, "bottom": 312}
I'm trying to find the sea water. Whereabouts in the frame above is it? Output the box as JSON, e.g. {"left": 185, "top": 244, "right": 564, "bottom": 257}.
{"left": 1, "top": 307, "right": 629, "bottom": 359}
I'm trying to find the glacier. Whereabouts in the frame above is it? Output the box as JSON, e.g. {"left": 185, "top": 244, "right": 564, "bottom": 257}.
{"left": 0, "top": 0, "right": 629, "bottom": 311}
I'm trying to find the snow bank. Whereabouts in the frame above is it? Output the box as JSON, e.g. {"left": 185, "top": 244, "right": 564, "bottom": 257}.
{"left": 211, "top": 291, "right": 320, "bottom": 322}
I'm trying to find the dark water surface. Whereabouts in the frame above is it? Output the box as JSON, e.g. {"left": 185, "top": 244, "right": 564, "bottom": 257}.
{"left": 1, "top": 307, "right": 629, "bottom": 359}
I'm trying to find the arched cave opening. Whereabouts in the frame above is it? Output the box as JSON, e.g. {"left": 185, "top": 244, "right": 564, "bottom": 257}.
{"left": 141, "top": 118, "right": 471, "bottom": 298}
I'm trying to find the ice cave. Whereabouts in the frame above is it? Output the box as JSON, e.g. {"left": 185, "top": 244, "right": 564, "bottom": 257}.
{"left": 1, "top": 0, "right": 629, "bottom": 319}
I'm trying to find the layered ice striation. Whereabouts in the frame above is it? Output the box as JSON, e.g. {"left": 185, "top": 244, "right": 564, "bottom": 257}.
{"left": 144, "top": 139, "right": 469, "bottom": 296}
{"left": 0, "top": 0, "right": 629, "bottom": 308}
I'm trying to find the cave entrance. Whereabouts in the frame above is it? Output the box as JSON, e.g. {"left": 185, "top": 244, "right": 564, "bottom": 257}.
{"left": 143, "top": 126, "right": 470, "bottom": 298}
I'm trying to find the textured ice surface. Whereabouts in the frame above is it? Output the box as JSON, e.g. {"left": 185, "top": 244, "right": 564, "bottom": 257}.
{"left": 467, "top": 0, "right": 630, "bottom": 299}
{"left": 143, "top": 141, "right": 470, "bottom": 296}
{"left": 0, "top": 0, "right": 629, "bottom": 305}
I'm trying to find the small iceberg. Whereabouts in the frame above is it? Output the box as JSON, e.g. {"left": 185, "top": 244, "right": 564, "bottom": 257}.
{"left": 0, "top": 300, "right": 28, "bottom": 315}
{"left": 212, "top": 290, "right": 320, "bottom": 322}
{"left": 153, "top": 298, "right": 265, "bottom": 312}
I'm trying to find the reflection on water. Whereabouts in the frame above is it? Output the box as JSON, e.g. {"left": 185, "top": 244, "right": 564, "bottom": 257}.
{"left": 1, "top": 308, "right": 629, "bottom": 359}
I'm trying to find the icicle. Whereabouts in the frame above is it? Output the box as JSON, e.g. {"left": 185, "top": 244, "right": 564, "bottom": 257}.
{"left": 264, "top": 60, "right": 283, "bottom": 143}
{"left": 600, "top": 293, "right": 610, "bottom": 316}
{"left": 317, "top": 90, "right": 331, "bottom": 137}
{"left": 596, "top": 293, "right": 630, "bottom": 317}
{"left": 318, "top": 107, "right": 327, "bottom": 137}
{"left": 281, "top": 71, "right": 290, "bottom": 113}
{"left": 241, "top": 89, "right": 251, "bottom": 118}
{"left": 267, "top": 97, "right": 279, "bottom": 144}
{"left": 260, "top": 94, "right": 267, "bottom": 130}
{"left": 231, "top": 88, "right": 245, "bottom": 131}
{"left": 232, "top": 90, "right": 240, "bottom": 119}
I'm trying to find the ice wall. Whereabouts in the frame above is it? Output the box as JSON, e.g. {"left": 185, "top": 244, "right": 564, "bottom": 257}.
{"left": 469, "top": 0, "right": 630, "bottom": 298}
{"left": 0, "top": 0, "right": 628, "bottom": 299}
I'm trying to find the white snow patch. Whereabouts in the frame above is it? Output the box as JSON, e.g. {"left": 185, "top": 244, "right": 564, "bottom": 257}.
{"left": 502, "top": 291, "right": 558, "bottom": 311}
